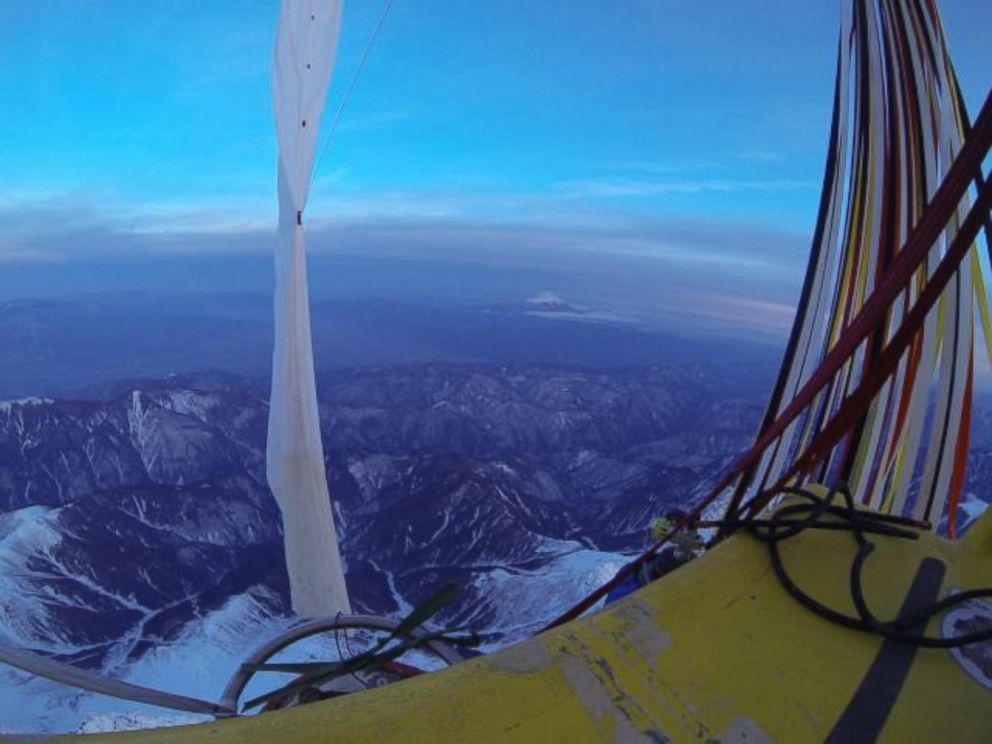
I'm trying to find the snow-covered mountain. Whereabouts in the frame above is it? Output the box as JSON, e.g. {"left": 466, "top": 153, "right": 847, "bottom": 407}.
{"left": 0, "top": 363, "right": 987, "bottom": 733}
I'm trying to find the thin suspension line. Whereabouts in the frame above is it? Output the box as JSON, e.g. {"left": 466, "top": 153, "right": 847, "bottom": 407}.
{"left": 312, "top": 0, "right": 396, "bottom": 181}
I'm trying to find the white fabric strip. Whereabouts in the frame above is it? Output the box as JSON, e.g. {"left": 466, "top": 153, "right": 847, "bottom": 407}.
{"left": 268, "top": 0, "right": 350, "bottom": 617}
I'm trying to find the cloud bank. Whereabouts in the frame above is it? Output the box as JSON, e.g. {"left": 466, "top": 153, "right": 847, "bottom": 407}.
{"left": 0, "top": 189, "right": 809, "bottom": 339}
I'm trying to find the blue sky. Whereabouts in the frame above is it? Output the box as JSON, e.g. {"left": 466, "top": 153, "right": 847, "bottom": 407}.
{"left": 0, "top": 1, "right": 989, "bottom": 334}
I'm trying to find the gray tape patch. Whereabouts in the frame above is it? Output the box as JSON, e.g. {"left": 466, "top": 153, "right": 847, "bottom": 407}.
{"left": 943, "top": 592, "right": 992, "bottom": 691}
{"left": 485, "top": 637, "right": 552, "bottom": 675}
{"left": 615, "top": 599, "right": 672, "bottom": 662}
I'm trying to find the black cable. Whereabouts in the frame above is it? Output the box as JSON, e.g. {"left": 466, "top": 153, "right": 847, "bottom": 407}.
{"left": 713, "top": 484, "right": 992, "bottom": 649}
{"left": 333, "top": 612, "right": 370, "bottom": 690}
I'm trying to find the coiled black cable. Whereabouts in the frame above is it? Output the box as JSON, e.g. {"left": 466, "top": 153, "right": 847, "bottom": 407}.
{"left": 722, "top": 484, "right": 992, "bottom": 649}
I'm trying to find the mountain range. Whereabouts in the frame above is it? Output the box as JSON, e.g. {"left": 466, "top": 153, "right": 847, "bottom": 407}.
{"left": 0, "top": 361, "right": 763, "bottom": 646}
{"left": 0, "top": 327, "right": 988, "bottom": 732}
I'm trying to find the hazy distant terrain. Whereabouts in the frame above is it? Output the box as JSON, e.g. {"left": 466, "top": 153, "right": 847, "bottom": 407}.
{"left": 0, "top": 292, "right": 779, "bottom": 400}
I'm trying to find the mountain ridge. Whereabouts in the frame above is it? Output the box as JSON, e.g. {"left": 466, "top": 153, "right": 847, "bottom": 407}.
{"left": 0, "top": 362, "right": 988, "bottom": 732}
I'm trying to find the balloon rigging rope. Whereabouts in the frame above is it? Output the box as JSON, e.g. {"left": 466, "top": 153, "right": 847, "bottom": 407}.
{"left": 312, "top": 0, "right": 396, "bottom": 181}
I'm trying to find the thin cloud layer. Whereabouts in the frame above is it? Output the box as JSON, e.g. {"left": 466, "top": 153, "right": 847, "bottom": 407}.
{"left": 554, "top": 177, "right": 815, "bottom": 199}
{"left": 0, "top": 189, "right": 810, "bottom": 339}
